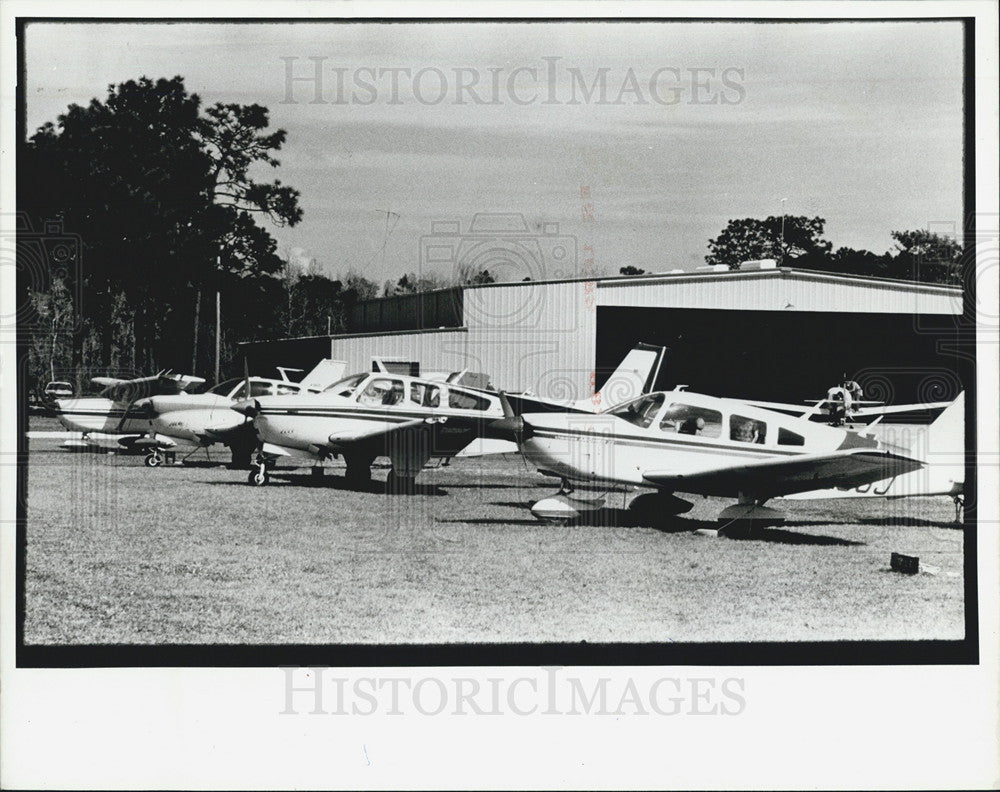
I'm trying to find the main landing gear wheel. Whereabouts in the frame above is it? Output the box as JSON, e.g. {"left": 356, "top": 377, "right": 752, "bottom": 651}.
{"left": 144, "top": 450, "right": 163, "bottom": 467}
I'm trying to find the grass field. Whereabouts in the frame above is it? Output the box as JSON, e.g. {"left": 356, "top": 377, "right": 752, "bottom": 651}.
{"left": 23, "top": 429, "right": 965, "bottom": 644}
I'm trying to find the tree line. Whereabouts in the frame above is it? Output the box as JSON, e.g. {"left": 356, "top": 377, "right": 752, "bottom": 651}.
{"left": 19, "top": 75, "right": 964, "bottom": 396}
{"left": 620, "top": 216, "right": 964, "bottom": 283}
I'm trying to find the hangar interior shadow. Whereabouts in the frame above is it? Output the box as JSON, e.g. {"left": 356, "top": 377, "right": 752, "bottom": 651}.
{"left": 595, "top": 307, "right": 968, "bottom": 409}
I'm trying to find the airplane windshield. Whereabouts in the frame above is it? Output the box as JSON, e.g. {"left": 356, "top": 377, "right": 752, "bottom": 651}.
{"left": 608, "top": 394, "right": 665, "bottom": 428}
{"left": 208, "top": 378, "right": 242, "bottom": 396}
{"left": 322, "top": 373, "right": 368, "bottom": 397}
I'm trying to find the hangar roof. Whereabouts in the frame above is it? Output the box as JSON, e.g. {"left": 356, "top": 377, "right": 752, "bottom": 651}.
{"left": 594, "top": 266, "right": 963, "bottom": 314}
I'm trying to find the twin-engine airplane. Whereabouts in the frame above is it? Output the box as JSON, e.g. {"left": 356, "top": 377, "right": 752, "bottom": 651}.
{"left": 490, "top": 385, "right": 962, "bottom": 531}
{"left": 233, "top": 344, "right": 668, "bottom": 488}
{"left": 55, "top": 370, "right": 206, "bottom": 455}
{"left": 133, "top": 359, "right": 346, "bottom": 467}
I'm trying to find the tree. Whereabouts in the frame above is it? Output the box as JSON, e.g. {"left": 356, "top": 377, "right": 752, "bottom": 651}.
{"left": 619, "top": 266, "right": 648, "bottom": 276}
{"left": 888, "top": 229, "right": 963, "bottom": 284}
{"left": 706, "top": 216, "right": 832, "bottom": 270}
{"left": 817, "top": 247, "right": 893, "bottom": 278}
{"left": 19, "top": 76, "right": 301, "bottom": 383}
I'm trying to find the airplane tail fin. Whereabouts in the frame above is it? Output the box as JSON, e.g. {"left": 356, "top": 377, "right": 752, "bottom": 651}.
{"left": 922, "top": 391, "right": 964, "bottom": 457}
{"left": 585, "top": 343, "right": 666, "bottom": 411}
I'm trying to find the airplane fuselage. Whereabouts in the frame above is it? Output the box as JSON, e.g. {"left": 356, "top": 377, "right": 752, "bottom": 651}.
{"left": 55, "top": 397, "right": 153, "bottom": 436}
{"left": 518, "top": 391, "right": 877, "bottom": 496}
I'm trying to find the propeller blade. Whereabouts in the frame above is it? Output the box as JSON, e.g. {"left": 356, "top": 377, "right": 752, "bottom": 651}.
{"left": 494, "top": 392, "right": 533, "bottom": 470}
{"left": 233, "top": 399, "right": 261, "bottom": 418}
{"left": 116, "top": 398, "right": 136, "bottom": 432}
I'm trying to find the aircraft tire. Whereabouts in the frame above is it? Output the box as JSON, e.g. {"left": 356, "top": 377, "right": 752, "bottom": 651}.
{"left": 144, "top": 452, "right": 161, "bottom": 468}
{"left": 248, "top": 470, "right": 269, "bottom": 486}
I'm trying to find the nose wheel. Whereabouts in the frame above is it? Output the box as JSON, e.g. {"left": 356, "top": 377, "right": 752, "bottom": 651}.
{"left": 246, "top": 452, "right": 271, "bottom": 486}
{"left": 144, "top": 449, "right": 163, "bottom": 467}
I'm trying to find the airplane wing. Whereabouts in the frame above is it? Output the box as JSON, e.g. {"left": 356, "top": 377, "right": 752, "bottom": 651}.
{"left": 642, "top": 449, "right": 924, "bottom": 499}
{"left": 745, "top": 398, "right": 952, "bottom": 421}
{"left": 322, "top": 416, "right": 489, "bottom": 476}
{"left": 848, "top": 401, "right": 953, "bottom": 417}
{"left": 94, "top": 372, "right": 205, "bottom": 401}
{"left": 322, "top": 417, "right": 433, "bottom": 447}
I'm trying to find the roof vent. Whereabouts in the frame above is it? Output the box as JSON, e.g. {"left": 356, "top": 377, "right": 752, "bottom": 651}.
{"left": 739, "top": 258, "right": 778, "bottom": 270}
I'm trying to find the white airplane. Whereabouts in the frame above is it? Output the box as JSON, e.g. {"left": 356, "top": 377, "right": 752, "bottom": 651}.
{"left": 233, "top": 344, "right": 668, "bottom": 488}
{"left": 133, "top": 359, "right": 346, "bottom": 467}
{"left": 748, "top": 377, "right": 954, "bottom": 426}
{"left": 54, "top": 371, "right": 205, "bottom": 455}
{"left": 489, "top": 385, "right": 958, "bottom": 532}
{"left": 783, "top": 392, "right": 965, "bottom": 520}
{"left": 235, "top": 370, "right": 506, "bottom": 487}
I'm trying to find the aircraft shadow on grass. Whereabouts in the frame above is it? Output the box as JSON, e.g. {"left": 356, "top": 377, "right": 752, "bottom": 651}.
{"left": 263, "top": 471, "right": 449, "bottom": 496}
{"left": 854, "top": 516, "right": 961, "bottom": 530}
{"left": 452, "top": 503, "right": 866, "bottom": 546}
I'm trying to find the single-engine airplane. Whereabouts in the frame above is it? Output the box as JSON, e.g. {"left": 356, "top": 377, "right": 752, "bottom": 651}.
{"left": 747, "top": 376, "right": 954, "bottom": 427}
{"left": 54, "top": 370, "right": 205, "bottom": 456}
{"left": 489, "top": 385, "right": 958, "bottom": 532}
{"left": 235, "top": 370, "right": 512, "bottom": 487}
{"left": 233, "top": 344, "right": 668, "bottom": 488}
{"left": 133, "top": 359, "right": 346, "bottom": 467}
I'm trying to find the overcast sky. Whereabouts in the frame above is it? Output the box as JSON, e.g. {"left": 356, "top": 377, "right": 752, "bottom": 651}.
{"left": 23, "top": 21, "right": 964, "bottom": 283}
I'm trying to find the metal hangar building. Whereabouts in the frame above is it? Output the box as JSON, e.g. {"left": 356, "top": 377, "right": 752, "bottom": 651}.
{"left": 240, "top": 266, "right": 967, "bottom": 406}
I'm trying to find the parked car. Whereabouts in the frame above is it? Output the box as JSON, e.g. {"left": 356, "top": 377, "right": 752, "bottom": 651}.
{"left": 43, "top": 381, "right": 74, "bottom": 400}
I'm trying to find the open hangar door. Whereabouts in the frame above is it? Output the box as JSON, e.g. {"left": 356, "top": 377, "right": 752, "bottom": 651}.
{"left": 595, "top": 307, "right": 968, "bottom": 410}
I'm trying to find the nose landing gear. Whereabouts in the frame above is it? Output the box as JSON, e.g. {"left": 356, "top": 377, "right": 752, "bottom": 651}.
{"left": 246, "top": 452, "right": 272, "bottom": 486}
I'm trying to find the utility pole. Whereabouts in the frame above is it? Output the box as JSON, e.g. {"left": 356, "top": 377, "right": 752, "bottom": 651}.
{"left": 214, "top": 255, "right": 221, "bottom": 384}
{"left": 779, "top": 197, "right": 788, "bottom": 265}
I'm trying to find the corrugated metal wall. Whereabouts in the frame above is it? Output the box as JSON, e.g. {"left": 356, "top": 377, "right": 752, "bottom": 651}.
{"left": 597, "top": 270, "right": 962, "bottom": 314}
{"left": 463, "top": 280, "right": 597, "bottom": 398}
{"left": 326, "top": 328, "right": 471, "bottom": 376}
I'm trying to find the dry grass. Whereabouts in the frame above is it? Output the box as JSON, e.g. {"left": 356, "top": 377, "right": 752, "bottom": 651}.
{"left": 24, "top": 430, "right": 965, "bottom": 645}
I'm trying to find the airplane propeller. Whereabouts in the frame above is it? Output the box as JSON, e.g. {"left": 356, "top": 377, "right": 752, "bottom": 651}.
{"left": 232, "top": 356, "right": 261, "bottom": 419}
{"left": 492, "top": 392, "right": 534, "bottom": 470}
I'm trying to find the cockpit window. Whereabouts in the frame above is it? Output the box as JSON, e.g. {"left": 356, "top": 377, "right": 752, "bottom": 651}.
{"left": 358, "top": 377, "right": 405, "bottom": 406}
{"left": 249, "top": 381, "right": 277, "bottom": 397}
{"left": 208, "top": 377, "right": 242, "bottom": 396}
{"left": 659, "top": 403, "right": 723, "bottom": 438}
{"left": 608, "top": 393, "right": 665, "bottom": 428}
{"left": 410, "top": 382, "right": 441, "bottom": 408}
{"left": 447, "top": 388, "right": 490, "bottom": 411}
{"left": 322, "top": 373, "right": 367, "bottom": 397}
{"left": 730, "top": 415, "right": 767, "bottom": 444}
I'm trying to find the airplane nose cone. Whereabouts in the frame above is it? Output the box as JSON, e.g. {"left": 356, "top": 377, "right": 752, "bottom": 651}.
{"left": 233, "top": 398, "right": 261, "bottom": 418}
{"left": 488, "top": 415, "right": 534, "bottom": 443}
